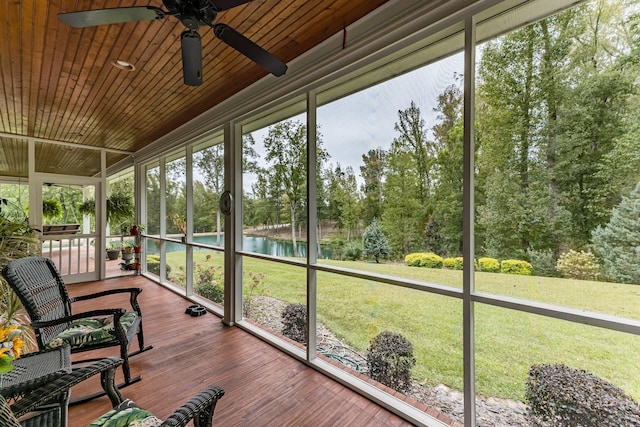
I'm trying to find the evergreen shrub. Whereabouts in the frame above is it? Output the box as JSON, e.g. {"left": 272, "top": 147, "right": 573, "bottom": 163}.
{"left": 527, "top": 249, "right": 558, "bottom": 277}
{"left": 342, "top": 241, "right": 363, "bottom": 261}
{"left": 366, "top": 331, "right": 416, "bottom": 393}
{"left": 478, "top": 257, "right": 500, "bottom": 273}
{"left": 500, "top": 259, "right": 532, "bottom": 275}
{"left": 525, "top": 364, "right": 640, "bottom": 427}
{"left": 362, "top": 219, "right": 390, "bottom": 263}
{"left": 555, "top": 249, "right": 600, "bottom": 281}
{"left": 592, "top": 182, "right": 640, "bottom": 284}
{"left": 281, "top": 303, "right": 307, "bottom": 344}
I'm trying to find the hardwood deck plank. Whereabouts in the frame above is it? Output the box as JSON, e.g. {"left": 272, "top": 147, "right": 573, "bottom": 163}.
{"left": 66, "top": 276, "right": 415, "bottom": 426}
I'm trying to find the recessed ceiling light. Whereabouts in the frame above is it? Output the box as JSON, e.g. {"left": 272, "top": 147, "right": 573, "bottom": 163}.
{"left": 111, "top": 60, "right": 135, "bottom": 71}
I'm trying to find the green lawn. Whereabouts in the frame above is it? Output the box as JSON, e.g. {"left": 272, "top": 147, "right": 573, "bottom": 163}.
{"left": 165, "top": 251, "right": 640, "bottom": 402}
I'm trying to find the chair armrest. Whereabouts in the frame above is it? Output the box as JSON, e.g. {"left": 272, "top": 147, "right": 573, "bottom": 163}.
{"left": 15, "top": 345, "right": 71, "bottom": 365}
{"left": 70, "top": 288, "right": 143, "bottom": 314}
{"left": 161, "top": 386, "right": 225, "bottom": 427}
{"left": 70, "top": 287, "right": 142, "bottom": 303}
{"left": 31, "top": 308, "right": 126, "bottom": 329}
{"left": 10, "top": 358, "right": 124, "bottom": 418}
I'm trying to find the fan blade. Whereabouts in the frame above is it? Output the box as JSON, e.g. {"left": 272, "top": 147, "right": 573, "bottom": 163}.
{"left": 213, "top": 24, "right": 287, "bottom": 77}
{"left": 211, "top": 0, "right": 253, "bottom": 12}
{"left": 181, "top": 31, "right": 203, "bottom": 86}
{"left": 58, "top": 7, "right": 165, "bottom": 28}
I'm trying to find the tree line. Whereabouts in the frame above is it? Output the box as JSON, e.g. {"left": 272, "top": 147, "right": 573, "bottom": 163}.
{"left": 242, "top": 0, "right": 640, "bottom": 271}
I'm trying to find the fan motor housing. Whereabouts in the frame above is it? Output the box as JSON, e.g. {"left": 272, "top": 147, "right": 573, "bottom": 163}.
{"left": 164, "top": 0, "right": 219, "bottom": 30}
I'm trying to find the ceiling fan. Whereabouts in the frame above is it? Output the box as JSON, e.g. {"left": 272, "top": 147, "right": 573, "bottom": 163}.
{"left": 58, "top": 0, "right": 288, "bottom": 86}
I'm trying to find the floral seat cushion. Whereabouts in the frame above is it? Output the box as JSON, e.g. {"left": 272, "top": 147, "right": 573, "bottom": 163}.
{"left": 89, "top": 400, "right": 162, "bottom": 427}
{"left": 47, "top": 312, "right": 138, "bottom": 349}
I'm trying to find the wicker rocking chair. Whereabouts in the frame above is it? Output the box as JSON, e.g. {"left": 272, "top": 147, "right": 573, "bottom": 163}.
{"left": 2, "top": 256, "right": 153, "bottom": 398}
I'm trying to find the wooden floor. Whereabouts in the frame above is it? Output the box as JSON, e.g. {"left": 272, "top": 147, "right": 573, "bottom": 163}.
{"left": 66, "top": 275, "right": 417, "bottom": 426}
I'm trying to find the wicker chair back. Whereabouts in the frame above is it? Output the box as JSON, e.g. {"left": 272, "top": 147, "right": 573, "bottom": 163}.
{"left": 2, "top": 256, "right": 153, "bottom": 399}
{"left": 2, "top": 257, "right": 71, "bottom": 348}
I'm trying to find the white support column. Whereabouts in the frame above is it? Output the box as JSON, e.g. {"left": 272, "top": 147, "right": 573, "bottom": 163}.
{"left": 223, "top": 122, "right": 243, "bottom": 325}
{"left": 463, "top": 14, "right": 477, "bottom": 427}
{"left": 99, "top": 150, "right": 107, "bottom": 279}
{"left": 27, "top": 141, "right": 40, "bottom": 230}
{"left": 306, "top": 89, "right": 318, "bottom": 360}
{"left": 185, "top": 145, "right": 194, "bottom": 296}
{"left": 159, "top": 157, "right": 167, "bottom": 284}
{"left": 135, "top": 162, "right": 147, "bottom": 272}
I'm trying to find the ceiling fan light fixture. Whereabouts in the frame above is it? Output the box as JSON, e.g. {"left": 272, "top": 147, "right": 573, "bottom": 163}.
{"left": 112, "top": 59, "right": 136, "bottom": 71}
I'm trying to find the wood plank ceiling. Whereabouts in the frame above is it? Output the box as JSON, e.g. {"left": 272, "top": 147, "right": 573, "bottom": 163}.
{"left": 0, "top": 0, "right": 388, "bottom": 178}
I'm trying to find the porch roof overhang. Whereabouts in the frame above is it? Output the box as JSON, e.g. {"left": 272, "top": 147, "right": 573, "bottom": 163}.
{"left": 0, "top": 0, "right": 585, "bottom": 179}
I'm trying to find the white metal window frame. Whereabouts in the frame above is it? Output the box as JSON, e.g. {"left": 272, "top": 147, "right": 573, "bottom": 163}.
{"left": 132, "top": 1, "right": 640, "bottom": 425}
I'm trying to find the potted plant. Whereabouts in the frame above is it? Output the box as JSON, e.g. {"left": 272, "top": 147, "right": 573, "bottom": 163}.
{"left": 171, "top": 214, "right": 187, "bottom": 242}
{"left": 129, "top": 223, "right": 145, "bottom": 236}
{"left": 106, "top": 242, "right": 121, "bottom": 260}
{"left": 78, "top": 190, "right": 134, "bottom": 231}
{"left": 42, "top": 199, "right": 63, "bottom": 221}
{"left": 0, "top": 217, "right": 39, "bottom": 352}
{"left": 121, "top": 242, "right": 135, "bottom": 261}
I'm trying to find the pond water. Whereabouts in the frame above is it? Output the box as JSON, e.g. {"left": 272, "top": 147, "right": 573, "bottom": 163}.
{"left": 148, "top": 234, "right": 334, "bottom": 259}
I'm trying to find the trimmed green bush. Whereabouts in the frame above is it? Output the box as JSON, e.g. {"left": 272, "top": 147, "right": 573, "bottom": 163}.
{"left": 196, "top": 281, "right": 224, "bottom": 304}
{"left": 443, "top": 257, "right": 475, "bottom": 270}
{"left": 478, "top": 257, "right": 500, "bottom": 273}
{"left": 404, "top": 252, "right": 444, "bottom": 269}
{"left": 419, "top": 252, "right": 443, "bottom": 269}
{"left": 366, "top": 331, "right": 416, "bottom": 393}
{"left": 526, "top": 364, "right": 640, "bottom": 426}
{"left": 556, "top": 249, "right": 600, "bottom": 281}
{"left": 146, "top": 255, "right": 171, "bottom": 276}
{"left": 404, "top": 253, "right": 423, "bottom": 267}
{"left": 500, "top": 259, "right": 532, "bottom": 275}
{"left": 282, "top": 303, "right": 307, "bottom": 344}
